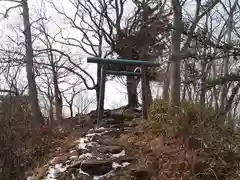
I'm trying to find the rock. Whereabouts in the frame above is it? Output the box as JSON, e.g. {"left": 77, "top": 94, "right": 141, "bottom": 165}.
{"left": 100, "top": 138, "right": 119, "bottom": 146}
{"left": 88, "top": 127, "right": 116, "bottom": 134}
{"left": 109, "top": 124, "right": 125, "bottom": 128}
{"left": 130, "top": 168, "right": 149, "bottom": 179}
{"left": 77, "top": 148, "right": 88, "bottom": 155}
{"left": 58, "top": 168, "right": 92, "bottom": 180}
{"left": 98, "top": 145, "right": 123, "bottom": 154}
{"left": 88, "top": 128, "right": 122, "bottom": 138}
{"left": 81, "top": 159, "right": 113, "bottom": 175}
{"left": 103, "top": 118, "right": 123, "bottom": 125}
{"left": 91, "top": 135, "right": 118, "bottom": 146}
{"left": 69, "top": 160, "right": 82, "bottom": 169}
{"left": 102, "top": 129, "right": 122, "bottom": 138}
{"left": 115, "top": 156, "right": 135, "bottom": 163}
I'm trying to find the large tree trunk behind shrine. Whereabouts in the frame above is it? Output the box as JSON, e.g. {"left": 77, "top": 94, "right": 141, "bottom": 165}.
{"left": 126, "top": 75, "right": 138, "bottom": 108}
{"left": 146, "top": 76, "right": 153, "bottom": 106}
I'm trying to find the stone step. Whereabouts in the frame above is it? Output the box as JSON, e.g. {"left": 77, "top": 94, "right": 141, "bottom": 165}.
{"left": 97, "top": 145, "right": 123, "bottom": 154}
{"left": 81, "top": 159, "right": 113, "bottom": 176}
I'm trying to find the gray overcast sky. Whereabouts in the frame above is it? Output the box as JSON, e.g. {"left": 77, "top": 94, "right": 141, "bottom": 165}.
{"left": 0, "top": 0, "right": 147, "bottom": 115}
{"left": 0, "top": 0, "right": 205, "bottom": 115}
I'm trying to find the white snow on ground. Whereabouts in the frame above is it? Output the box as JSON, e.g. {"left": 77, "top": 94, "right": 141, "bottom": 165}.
{"left": 112, "top": 162, "right": 123, "bottom": 169}
{"left": 112, "top": 150, "right": 126, "bottom": 157}
{"left": 77, "top": 137, "right": 89, "bottom": 149}
{"left": 112, "top": 161, "right": 130, "bottom": 169}
{"left": 28, "top": 127, "right": 131, "bottom": 180}
{"left": 86, "top": 133, "right": 98, "bottom": 137}
{"left": 45, "top": 163, "right": 68, "bottom": 180}
{"left": 121, "top": 162, "right": 131, "bottom": 167}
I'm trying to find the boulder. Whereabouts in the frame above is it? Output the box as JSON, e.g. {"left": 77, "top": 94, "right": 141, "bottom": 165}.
{"left": 81, "top": 159, "right": 113, "bottom": 175}
{"left": 69, "top": 160, "right": 82, "bottom": 169}
{"left": 97, "top": 145, "right": 123, "bottom": 154}
{"left": 102, "top": 129, "right": 122, "bottom": 138}
{"left": 103, "top": 118, "right": 123, "bottom": 125}
{"left": 99, "top": 138, "right": 119, "bottom": 146}
{"left": 91, "top": 135, "right": 118, "bottom": 146}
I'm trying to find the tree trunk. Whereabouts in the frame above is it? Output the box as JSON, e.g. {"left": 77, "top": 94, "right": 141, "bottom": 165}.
{"left": 53, "top": 70, "right": 63, "bottom": 120}
{"left": 49, "top": 105, "right": 54, "bottom": 123}
{"left": 22, "top": 0, "right": 44, "bottom": 126}
{"left": 126, "top": 75, "right": 138, "bottom": 108}
{"left": 200, "top": 62, "right": 207, "bottom": 106}
{"left": 163, "top": 64, "right": 169, "bottom": 101}
{"left": 211, "top": 60, "right": 219, "bottom": 110}
{"left": 146, "top": 77, "right": 153, "bottom": 106}
{"left": 69, "top": 103, "right": 74, "bottom": 117}
{"left": 169, "top": 0, "right": 182, "bottom": 106}
{"left": 220, "top": 2, "right": 235, "bottom": 110}
{"left": 182, "top": 63, "right": 187, "bottom": 101}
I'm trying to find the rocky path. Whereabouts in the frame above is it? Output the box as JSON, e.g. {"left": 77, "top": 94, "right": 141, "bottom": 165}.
{"left": 28, "top": 110, "right": 139, "bottom": 180}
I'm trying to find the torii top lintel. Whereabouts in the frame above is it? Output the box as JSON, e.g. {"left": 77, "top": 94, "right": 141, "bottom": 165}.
{"left": 87, "top": 57, "right": 159, "bottom": 67}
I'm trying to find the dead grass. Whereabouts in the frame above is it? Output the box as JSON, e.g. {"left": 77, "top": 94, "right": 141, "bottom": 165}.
{"left": 0, "top": 96, "right": 87, "bottom": 180}
{"left": 113, "top": 100, "right": 240, "bottom": 180}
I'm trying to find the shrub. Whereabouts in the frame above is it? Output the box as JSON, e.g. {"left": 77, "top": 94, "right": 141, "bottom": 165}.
{"left": 0, "top": 96, "right": 63, "bottom": 180}
{"left": 148, "top": 100, "right": 237, "bottom": 148}
{"left": 148, "top": 100, "right": 240, "bottom": 179}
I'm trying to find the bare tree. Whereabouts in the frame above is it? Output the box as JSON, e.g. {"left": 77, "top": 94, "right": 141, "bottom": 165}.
{"left": 1, "top": 0, "right": 44, "bottom": 126}
{"left": 74, "top": 91, "right": 95, "bottom": 115}
{"left": 62, "top": 80, "right": 85, "bottom": 117}
{"left": 219, "top": 0, "right": 238, "bottom": 110}
{"left": 50, "top": 0, "right": 170, "bottom": 108}
{"left": 169, "top": 0, "right": 221, "bottom": 106}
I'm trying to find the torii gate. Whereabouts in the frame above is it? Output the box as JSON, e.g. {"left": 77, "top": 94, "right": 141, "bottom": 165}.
{"left": 87, "top": 57, "right": 159, "bottom": 126}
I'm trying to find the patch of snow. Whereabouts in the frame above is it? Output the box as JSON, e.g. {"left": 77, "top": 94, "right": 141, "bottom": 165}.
{"left": 88, "top": 142, "right": 98, "bottom": 147}
{"left": 112, "top": 150, "right": 126, "bottom": 157}
{"left": 79, "top": 168, "right": 90, "bottom": 176}
{"left": 30, "top": 126, "right": 131, "bottom": 180}
{"left": 77, "top": 137, "right": 89, "bottom": 149}
{"left": 112, "top": 161, "right": 130, "bottom": 169}
{"left": 70, "top": 156, "right": 78, "bottom": 160}
{"left": 49, "top": 157, "right": 59, "bottom": 165}
{"left": 69, "top": 150, "right": 75, "bottom": 153}
{"left": 71, "top": 174, "right": 76, "bottom": 180}
{"left": 45, "top": 163, "right": 68, "bottom": 180}
{"left": 134, "top": 105, "right": 142, "bottom": 111}
{"left": 112, "top": 162, "right": 122, "bottom": 169}
{"left": 122, "top": 162, "right": 130, "bottom": 167}
{"left": 86, "top": 133, "right": 98, "bottom": 137}
{"left": 93, "top": 127, "right": 106, "bottom": 131}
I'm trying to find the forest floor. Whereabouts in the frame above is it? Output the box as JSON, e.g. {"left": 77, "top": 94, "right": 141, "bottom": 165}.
{"left": 26, "top": 107, "right": 240, "bottom": 180}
